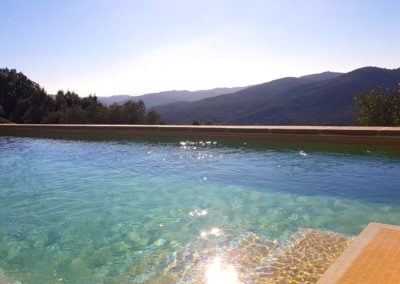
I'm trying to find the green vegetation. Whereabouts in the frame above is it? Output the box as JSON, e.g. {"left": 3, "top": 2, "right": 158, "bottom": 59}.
{"left": 355, "top": 85, "right": 400, "bottom": 126}
{"left": 0, "top": 68, "right": 161, "bottom": 124}
{"left": 191, "top": 119, "right": 214, "bottom": 125}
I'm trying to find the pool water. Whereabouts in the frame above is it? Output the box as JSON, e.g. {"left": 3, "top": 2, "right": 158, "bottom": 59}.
{"left": 0, "top": 137, "right": 400, "bottom": 283}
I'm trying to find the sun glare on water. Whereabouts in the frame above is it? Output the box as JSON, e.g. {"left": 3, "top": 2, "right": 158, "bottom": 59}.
{"left": 206, "top": 257, "right": 240, "bottom": 284}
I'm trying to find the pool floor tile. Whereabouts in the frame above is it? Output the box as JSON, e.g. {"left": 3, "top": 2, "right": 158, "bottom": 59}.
{"left": 318, "top": 223, "right": 400, "bottom": 284}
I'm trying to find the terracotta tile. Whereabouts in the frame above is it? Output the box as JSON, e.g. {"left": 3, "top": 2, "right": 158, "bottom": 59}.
{"left": 390, "top": 279, "right": 398, "bottom": 284}
{"left": 386, "top": 265, "right": 398, "bottom": 272}
{"left": 334, "top": 227, "right": 400, "bottom": 283}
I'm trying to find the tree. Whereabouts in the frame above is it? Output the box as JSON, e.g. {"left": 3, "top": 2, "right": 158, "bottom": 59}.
{"left": 105, "top": 104, "right": 124, "bottom": 124}
{"left": 42, "top": 111, "right": 62, "bottom": 123}
{"left": 145, "top": 110, "right": 161, "bottom": 124}
{"left": 0, "top": 104, "right": 8, "bottom": 123}
{"left": 355, "top": 85, "right": 400, "bottom": 126}
{"left": 0, "top": 68, "right": 52, "bottom": 122}
{"left": 0, "top": 68, "right": 162, "bottom": 125}
{"left": 23, "top": 89, "right": 54, "bottom": 123}
{"left": 85, "top": 100, "right": 106, "bottom": 123}
{"left": 60, "top": 107, "right": 87, "bottom": 124}
{"left": 122, "top": 100, "right": 145, "bottom": 124}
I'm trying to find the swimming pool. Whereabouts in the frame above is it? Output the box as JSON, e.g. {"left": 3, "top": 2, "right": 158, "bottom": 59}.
{"left": 1, "top": 137, "right": 400, "bottom": 283}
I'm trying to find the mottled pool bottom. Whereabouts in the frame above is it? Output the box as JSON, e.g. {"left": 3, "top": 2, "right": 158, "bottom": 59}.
{"left": 1, "top": 137, "right": 400, "bottom": 283}
{"left": 117, "top": 228, "right": 353, "bottom": 284}
{"left": 0, "top": 230, "right": 352, "bottom": 284}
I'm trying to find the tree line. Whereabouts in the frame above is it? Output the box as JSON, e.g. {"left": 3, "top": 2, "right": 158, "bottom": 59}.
{"left": 0, "top": 68, "right": 161, "bottom": 124}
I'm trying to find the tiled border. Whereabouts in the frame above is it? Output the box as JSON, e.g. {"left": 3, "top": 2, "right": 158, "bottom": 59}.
{"left": 318, "top": 223, "right": 400, "bottom": 284}
{"left": 1, "top": 124, "right": 400, "bottom": 146}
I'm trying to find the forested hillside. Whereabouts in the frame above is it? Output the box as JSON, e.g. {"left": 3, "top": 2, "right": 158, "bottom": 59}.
{"left": 0, "top": 69, "right": 160, "bottom": 124}
{"left": 153, "top": 67, "right": 400, "bottom": 125}
{"left": 98, "top": 87, "right": 247, "bottom": 107}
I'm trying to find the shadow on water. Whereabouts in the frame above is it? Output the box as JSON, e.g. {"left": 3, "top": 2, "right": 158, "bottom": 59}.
{"left": 3, "top": 132, "right": 400, "bottom": 158}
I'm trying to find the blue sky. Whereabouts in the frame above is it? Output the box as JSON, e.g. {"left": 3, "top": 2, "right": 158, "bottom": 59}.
{"left": 1, "top": 0, "right": 399, "bottom": 96}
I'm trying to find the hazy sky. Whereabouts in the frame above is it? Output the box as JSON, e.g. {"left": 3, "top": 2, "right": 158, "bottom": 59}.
{"left": 1, "top": 0, "right": 399, "bottom": 96}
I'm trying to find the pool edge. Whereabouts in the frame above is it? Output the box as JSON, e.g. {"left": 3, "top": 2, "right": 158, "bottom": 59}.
{"left": 1, "top": 124, "right": 400, "bottom": 147}
{"left": 318, "top": 222, "right": 400, "bottom": 284}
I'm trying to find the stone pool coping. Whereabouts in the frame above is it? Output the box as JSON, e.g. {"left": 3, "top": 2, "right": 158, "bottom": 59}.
{"left": 1, "top": 124, "right": 400, "bottom": 146}
{"left": 318, "top": 222, "right": 400, "bottom": 284}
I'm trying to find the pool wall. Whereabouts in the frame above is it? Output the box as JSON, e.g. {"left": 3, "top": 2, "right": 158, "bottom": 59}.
{"left": 1, "top": 124, "right": 400, "bottom": 147}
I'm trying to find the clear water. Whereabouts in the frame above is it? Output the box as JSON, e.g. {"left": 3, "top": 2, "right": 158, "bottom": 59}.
{"left": 1, "top": 137, "right": 400, "bottom": 283}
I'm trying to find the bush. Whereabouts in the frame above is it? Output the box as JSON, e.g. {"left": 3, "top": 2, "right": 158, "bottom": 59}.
{"left": 354, "top": 85, "right": 400, "bottom": 126}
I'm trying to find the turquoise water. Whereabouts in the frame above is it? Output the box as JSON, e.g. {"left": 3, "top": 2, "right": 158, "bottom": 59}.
{"left": 1, "top": 137, "right": 400, "bottom": 283}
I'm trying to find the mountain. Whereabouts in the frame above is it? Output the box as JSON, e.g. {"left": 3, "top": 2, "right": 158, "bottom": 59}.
{"left": 152, "top": 67, "right": 400, "bottom": 125}
{"left": 300, "top": 71, "right": 343, "bottom": 82}
{"left": 98, "top": 87, "right": 246, "bottom": 107}
{"left": 97, "top": 95, "right": 133, "bottom": 106}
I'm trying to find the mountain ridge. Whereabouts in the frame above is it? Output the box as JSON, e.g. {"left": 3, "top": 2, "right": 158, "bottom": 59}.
{"left": 152, "top": 67, "right": 400, "bottom": 125}
{"left": 98, "top": 86, "right": 247, "bottom": 108}
{"left": 97, "top": 71, "right": 344, "bottom": 109}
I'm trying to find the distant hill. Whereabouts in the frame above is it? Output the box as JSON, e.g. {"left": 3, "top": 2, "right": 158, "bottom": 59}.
{"left": 299, "top": 71, "right": 343, "bottom": 82}
{"left": 98, "top": 87, "right": 247, "bottom": 107}
{"left": 97, "top": 95, "right": 133, "bottom": 106}
{"left": 152, "top": 67, "right": 400, "bottom": 125}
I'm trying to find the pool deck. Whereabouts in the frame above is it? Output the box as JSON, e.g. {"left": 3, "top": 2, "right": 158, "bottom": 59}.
{"left": 318, "top": 223, "right": 400, "bottom": 284}
{"left": 1, "top": 124, "right": 400, "bottom": 146}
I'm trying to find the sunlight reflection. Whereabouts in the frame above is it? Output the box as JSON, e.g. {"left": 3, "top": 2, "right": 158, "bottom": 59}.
{"left": 299, "top": 150, "right": 307, "bottom": 156}
{"left": 200, "top": 227, "right": 222, "bottom": 238}
{"left": 179, "top": 140, "right": 218, "bottom": 148}
{"left": 189, "top": 209, "right": 208, "bottom": 217}
{"left": 210, "top": 227, "right": 221, "bottom": 236}
{"left": 206, "top": 257, "right": 240, "bottom": 284}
